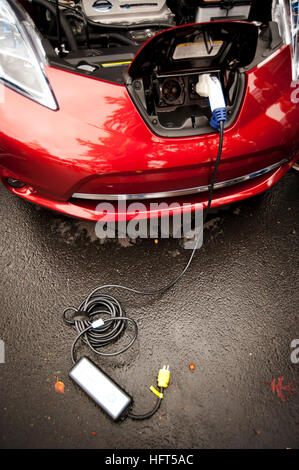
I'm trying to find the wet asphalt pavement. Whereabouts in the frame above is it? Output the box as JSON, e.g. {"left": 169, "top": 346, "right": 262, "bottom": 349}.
{"left": 0, "top": 170, "right": 298, "bottom": 450}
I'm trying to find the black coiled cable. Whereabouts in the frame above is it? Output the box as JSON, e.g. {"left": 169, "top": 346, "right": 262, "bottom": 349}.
{"left": 63, "top": 294, "right": 163, "bottom": 420}
{"left": 63, "top": 293, "right": 138, "bottom": 364}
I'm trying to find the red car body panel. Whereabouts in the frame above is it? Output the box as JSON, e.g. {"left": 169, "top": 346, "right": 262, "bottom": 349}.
{"left": 0, "top": 41, "right": 298, "bottom": 221}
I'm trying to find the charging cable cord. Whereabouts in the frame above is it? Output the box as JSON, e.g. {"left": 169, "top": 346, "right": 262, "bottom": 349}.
{"left": 63, "top": 74, "right": 226, "bottom": 420}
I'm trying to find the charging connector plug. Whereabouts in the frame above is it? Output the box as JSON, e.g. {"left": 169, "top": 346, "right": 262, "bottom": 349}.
{"left": 150, "top": 365, "right": 171, "bottom": 399}
{"left": 196, "top": 74, "right": 227, "bottom": 131}
{"left": 128, "top": 365, "right": 170, "bottom": 420}
{"left": 157, "top": 365, "right": 170, "bottom": 389}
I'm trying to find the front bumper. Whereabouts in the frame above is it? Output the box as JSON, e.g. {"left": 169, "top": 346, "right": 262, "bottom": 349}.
{"left": 2, "top": 156, "right": 296, "bottom": 221}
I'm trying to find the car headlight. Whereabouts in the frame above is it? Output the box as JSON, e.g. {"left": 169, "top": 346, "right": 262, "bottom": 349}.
{"left": 272, "top": 0, "right": 299, "bottom": 81}
{"left": 291, "top": 0, "right": 299, "bottom": 79}
{"left": 0, "top": 0, "right": 58, "bottom": 110}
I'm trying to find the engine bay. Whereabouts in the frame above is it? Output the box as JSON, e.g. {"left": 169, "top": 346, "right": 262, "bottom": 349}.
{"left": 17, "top": 0, "right": 281, "bottom": 135}
{"left": 19, "top": 0, "right": 274, "bottom": 64}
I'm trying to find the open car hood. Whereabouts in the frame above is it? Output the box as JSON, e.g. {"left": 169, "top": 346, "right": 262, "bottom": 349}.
{"left": 128, "top": 21, "right": 259, "bottom": 79}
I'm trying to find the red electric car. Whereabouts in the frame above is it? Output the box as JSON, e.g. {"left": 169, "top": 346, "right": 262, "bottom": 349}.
{"left": 0, "top": 0, "right": 298, "bottom": 221}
